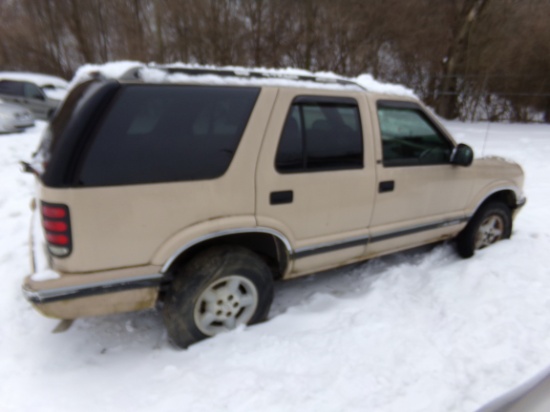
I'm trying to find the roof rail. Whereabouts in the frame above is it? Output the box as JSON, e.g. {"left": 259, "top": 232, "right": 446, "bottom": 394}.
{"left": 149, "top": 65, "right": 366, "bottom": 90}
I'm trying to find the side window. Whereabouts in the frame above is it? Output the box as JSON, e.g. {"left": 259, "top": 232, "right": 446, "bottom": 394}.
{"left": 0, "top": 80, "right": 24, "bottom": 96}
{"left": 377, "top": 103, "right": 452, "bottom": 166}
{"left": 79, "top": 85, "right": 259, "bottom": 186}
{"left": 24, "top": 82, "right": 45, "bottom": 100}
{"left": 275, "top": 98, "right": 363, "bottom": 173}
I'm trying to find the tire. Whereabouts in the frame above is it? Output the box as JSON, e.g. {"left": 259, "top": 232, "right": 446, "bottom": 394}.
{"left": 456, "top": 202, "right": 512, "bottom": 258}
{"left": 162, "top": 245, "right": 274, "bottom": 348}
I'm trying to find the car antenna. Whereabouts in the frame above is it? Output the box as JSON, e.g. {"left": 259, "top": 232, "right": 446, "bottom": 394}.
{"left": 481, "top": 119, "right": 491, "bottom": 157}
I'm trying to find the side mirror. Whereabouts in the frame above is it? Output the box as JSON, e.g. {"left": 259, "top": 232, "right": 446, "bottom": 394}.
{"left": 451, "top": 143, "right": 474, "bottom": 167}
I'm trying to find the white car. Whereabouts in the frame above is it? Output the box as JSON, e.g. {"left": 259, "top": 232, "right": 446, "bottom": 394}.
{"left": 0, "top": 98, "right": 35, "bottom": 133}
{"left": 0, "top": 72, "right": 68, "bottom": 120}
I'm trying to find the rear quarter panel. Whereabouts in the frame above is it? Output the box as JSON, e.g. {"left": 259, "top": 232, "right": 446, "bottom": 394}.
{"left": 40, "top": 88, "right": 278, "bottom": 273}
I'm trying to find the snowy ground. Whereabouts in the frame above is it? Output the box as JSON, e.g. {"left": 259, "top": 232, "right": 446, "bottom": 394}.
{"left": 1, "top": 120, "right": 550, "bottom": 412}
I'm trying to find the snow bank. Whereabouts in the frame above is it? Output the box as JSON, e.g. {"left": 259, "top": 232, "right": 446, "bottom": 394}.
{"left": 2, "top": 117, "right": 550, "bottom": 411}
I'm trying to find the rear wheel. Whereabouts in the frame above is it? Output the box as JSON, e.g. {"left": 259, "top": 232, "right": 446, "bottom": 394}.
{"left": 163, "top": 245, "right": 273, "bottom": 348}
{"left": 456, "top": 202, "right": 512, "bottom": 258}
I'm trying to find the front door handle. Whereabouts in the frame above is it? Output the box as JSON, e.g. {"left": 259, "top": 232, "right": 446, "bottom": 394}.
{"left": 379, "top": 181, "right": 395, "bottom": 193}
{"left": 270, "top": 190, "right": 293, "bottom": 205}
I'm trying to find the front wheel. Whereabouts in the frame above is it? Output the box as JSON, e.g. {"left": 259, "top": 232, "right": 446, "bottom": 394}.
{"left": 456, "top": 202, "right": 512, "bottom": 258}
{"left": 163, "top": 246, "right": 273, "bottom": 348}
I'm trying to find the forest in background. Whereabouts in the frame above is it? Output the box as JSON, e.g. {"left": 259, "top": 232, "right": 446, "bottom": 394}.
{"left": 0, "top": 0, "right": 549, "bottom": 122}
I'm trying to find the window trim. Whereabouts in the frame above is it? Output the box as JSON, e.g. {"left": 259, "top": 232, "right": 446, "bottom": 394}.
{"left": 275, "top": 95, "right": 364, "bottom": 174}
{"left": 376, "top": 100, "right": 456, "bottom": 168}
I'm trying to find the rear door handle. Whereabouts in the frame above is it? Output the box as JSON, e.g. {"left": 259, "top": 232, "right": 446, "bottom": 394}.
{"left": 379, "top": 181, "right": 395, "bottom": 193}
{"left": 270, "top": 190, "right": 293, "bottom": 205}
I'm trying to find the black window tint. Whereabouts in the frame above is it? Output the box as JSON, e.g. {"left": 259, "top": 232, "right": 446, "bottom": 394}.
{"left": 275, "top": 106, "right": 304, "bottom": 171}
{"left": 377, "top": 105, "right": 452, "bottom": 166}
{"left": 275, "top": 99, "right": 363, "bottom": 173}
{"left": 0, "top": 80, "right": 24, "bottom": 96}
{"left": 79, "top": 85, "right": 259, "bottom": 186}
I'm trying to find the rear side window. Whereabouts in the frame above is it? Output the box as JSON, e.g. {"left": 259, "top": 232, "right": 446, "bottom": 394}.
{"left": 0, "top": 80, "right": 24, "bottom": 96}
{"left": 78, "top": 85, "right": 259, "bottom": 186}
{"left": 276, "top": 97, "right": 363, "bottom": 173}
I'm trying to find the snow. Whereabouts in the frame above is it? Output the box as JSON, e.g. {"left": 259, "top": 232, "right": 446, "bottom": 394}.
{"left": 42, "top": 88, "right": 67, "bottom": 102}
{"left": 1, "top": 119, "right": 550, "bottom": 412}
{"left": 68, "top": 61, "right": 416, "bottom": 95}
{"left": 140, "top": 68, "right": 362, "bottom": 91}
{"left": 69, "top": 61, "right": 145, "bottom": 89}
{"left": 355, "top": 73, "right": 416, "bottom": 97}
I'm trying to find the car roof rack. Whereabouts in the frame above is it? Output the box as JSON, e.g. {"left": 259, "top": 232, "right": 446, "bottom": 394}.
{"left": 149, "top": 65, "right": 367, "bottom": 91}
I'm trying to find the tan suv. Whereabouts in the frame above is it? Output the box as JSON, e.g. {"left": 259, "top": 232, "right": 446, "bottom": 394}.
{"left": 22, "top": 68, "right": 526, "bottom": 347}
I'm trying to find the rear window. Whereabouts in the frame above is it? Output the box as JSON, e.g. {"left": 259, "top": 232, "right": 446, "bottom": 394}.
{"left": 78, "top": 85, "right": 259, "bottom": 186}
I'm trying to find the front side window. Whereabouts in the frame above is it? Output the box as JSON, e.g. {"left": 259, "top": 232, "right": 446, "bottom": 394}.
{"left": 79, "top": 85, "right": 259, "bottom": 186}
{"left": 276, "top": 97, "right": 363, "bottom": 173}
{"left": 377, "top": 103, "right": 452, "bottom": 166}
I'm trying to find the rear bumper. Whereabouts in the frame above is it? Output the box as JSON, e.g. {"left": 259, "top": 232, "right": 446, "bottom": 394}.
{"left": 23, "top": 273, "right": 162, "bottom": 304}
{"left": 23, "top": 275, "right": 161, "bottom": 319}
{"left": 24, "top": 209, "right": 162, "bottom": 319}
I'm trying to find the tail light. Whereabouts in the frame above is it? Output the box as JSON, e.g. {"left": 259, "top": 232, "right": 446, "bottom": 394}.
{"left": 41, "top": 202, "right": 72, "bottom": 257}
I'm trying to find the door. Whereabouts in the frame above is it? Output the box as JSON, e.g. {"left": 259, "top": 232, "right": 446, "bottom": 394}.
{"left": 367, "top": 99, "right": 474, "bottom": 255}
{"left": 256, "top": 90, "right": 377, "bottom": 276}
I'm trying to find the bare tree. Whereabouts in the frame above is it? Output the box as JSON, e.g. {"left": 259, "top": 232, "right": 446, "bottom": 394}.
{"left": 0, "top": 0, "right": 548, "bottom": 122}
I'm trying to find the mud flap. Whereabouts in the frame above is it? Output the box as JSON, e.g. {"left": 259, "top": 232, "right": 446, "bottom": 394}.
{"left": 52, "top": 319, "right": 74, "bottom": 333}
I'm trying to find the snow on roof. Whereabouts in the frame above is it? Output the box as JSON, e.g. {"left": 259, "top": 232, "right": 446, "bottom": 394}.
{"left": 68, "top": 61, "right": 417, "bottom": 97}
{"left": 355, "top": 74, "right": 416, "bottom": 97}
{"left": 138, "top": 68, "right": 362, "bottom": 91}
{"left": 0, "top": 71, "right": 68, "bottom": 89}
{"left": 68, "top": 61, "right": 145, "bottom": 89}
